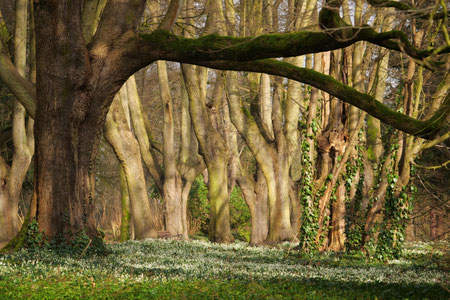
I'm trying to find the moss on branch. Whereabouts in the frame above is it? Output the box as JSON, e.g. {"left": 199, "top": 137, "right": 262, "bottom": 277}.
{"left": 138, "top": 24, "right": 447, "bottom": 70}
{"left": 192, "top": 59, "right": 448, "bottom": 140}
{"left": 367, "top": 0, "right": 448, "bottom": 20}
{"left": 140, "top": 29, "right": 351, "bottom": 62}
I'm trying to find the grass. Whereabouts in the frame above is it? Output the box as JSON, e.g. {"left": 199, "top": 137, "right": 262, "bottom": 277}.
{"left": 0, "top": 239, "right": 448, "bottom": 299}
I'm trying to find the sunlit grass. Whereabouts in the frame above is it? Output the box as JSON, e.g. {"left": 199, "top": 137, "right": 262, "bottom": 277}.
{"left": 0, "top": 239, "right": 448, "bottom": 299}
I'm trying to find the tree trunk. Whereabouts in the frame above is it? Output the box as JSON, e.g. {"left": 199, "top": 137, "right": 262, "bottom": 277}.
{"left": 225, "top": 72, "right": 295, "bottom": 243}
{"left": 126, "top": 76, "right": 164, "bottom": 193}
{"left": 0, "top": 157, "right": 13, "bottom": 248}
{"left": 157, "top": 61, "right": 186, "bottom": 238}
{"left": 119, "top": 166, "right": 131, "bottom": 241}
{"left": 328, "top": 182, "right": 346, "bottom": 251}
{"left": 182, "top": 64, "right": 233, "bottom": 243}
{"left": 0, "top": 0, "right": 35, "bottom": 248}
{"left": 105, "top": 96, "right": 157, "bottom": 240}
{"left": 34, "top": 113, "right": 99, "bottom": 239}
{"left": 237, "top": 166, "right": 269, "bottom": 245}
{"left": 253, "top": 171, "right": 269, "bottom": 243}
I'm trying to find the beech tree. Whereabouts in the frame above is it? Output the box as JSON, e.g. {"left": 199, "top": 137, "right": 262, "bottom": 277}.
{"left": 0, "top": 0, "right": 448, "bottom": 248}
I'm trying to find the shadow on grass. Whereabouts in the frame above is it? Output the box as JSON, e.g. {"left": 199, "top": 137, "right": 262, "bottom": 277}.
{"left": 1, "top": 275, "right": 447, "bottom": 299}
{"left": 96, "top": 277, "right": 450, "bottom": 299}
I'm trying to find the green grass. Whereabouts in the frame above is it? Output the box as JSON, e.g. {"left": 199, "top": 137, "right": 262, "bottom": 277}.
{"left": 0, "top": 240, "right": 448, "bottom": 299}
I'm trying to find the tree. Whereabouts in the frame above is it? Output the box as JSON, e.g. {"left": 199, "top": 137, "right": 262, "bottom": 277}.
{"left": 0, "top": 0, "right": 448, "bottom": 248}
{"left": 0, "top": 0, "right": 34, "bottom": 248}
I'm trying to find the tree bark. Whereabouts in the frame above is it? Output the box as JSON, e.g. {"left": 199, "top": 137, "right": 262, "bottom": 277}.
{"left": 105, "top": 95, "right": 157, "bottom": 240}
{"left": 0, "top": 0, "right": 34, "bottom": 246}
{"left": 158, "top": 61, "right": 187, "bottom": 238}
{"left": 0, "top": 157, "right": 13, "bottom": 248}
{"left": 119, "top": 166, "right": 131, "bottom": 241}
{"left": 328, "top": 182, "right": 346, "bottom": 251}
{"left": 236, "top": 164, "right": 269, "bottom": 244}
{"left": 182, "top": 64, "right": 234, "bottom": 243}
{"left": 225, "top": 72, "right": 295, "bottom": 243}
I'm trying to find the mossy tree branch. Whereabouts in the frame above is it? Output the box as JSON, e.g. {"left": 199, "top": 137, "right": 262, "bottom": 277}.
{"left": 176, "top": 59, "right": 449, "bottom": 140}
{"left": 318, "top": 0, "right": 449, "bottom": 64}
{"left": 134, "top": 27, "right": 448, "bottom": 65}
{"left": 367, "top": 0, "right": 448, "bottom": 20}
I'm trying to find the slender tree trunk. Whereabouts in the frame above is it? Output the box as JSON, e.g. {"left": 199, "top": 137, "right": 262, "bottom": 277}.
{"left": 126, "top": 76, "right": 164, "bottom": 193}
{"left": 236, "top": 165, "right": 269, "bottom": 244}
{"left": 328, "top": 182, "right": 346, "bottom": 251}
{"left": 119, "top": 166, "right": 131, "bottom": 241}
{"left": 0, "top": 157, "right": 12, "bottom": 248}
{"left": 157, "top": 61, "right": 185, "bottom": 238}
{"left": 178, "top": 70, "right": 204, "bottom": 239}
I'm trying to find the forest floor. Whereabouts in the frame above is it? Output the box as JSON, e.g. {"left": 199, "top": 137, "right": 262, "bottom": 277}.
{"left": 0, "top": 239, "right": 448, "bottom": 299}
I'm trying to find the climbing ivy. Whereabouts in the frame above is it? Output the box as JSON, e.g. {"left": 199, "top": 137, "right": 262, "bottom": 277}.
{"left": 375, "top": 181, "right": 416, "bottom": 260}
{"left": 374, "top": 143, "right": 416, "bottom": 261}
{"left": 298, "top": 139, "right": 320, "bottom": 252}
{"left": 344, "top": 143, "right": 366, "bottom": 251}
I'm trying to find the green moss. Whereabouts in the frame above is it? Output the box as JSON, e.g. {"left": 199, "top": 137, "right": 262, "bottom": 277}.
{"left": 366, "top": 116, "right": 380, "bottom": 161}
{"left": 140, "top": 29, "right": 342, "bottom": 61}
{"left": 119, "top": 169, "right": 130, "bottom": 242}
{"left": 0, "top": 214, "right": 34, "bottom": 253}
{"left": 242, "top": 105, "right": 254, "bottom": 120}
{"left": 254, "top": 59, "right": 443, "bottom": 139}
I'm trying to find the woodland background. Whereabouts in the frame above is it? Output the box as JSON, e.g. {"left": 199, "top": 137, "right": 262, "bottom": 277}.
{"left": 0, "top": 0, "right": 448, "bottom": 260}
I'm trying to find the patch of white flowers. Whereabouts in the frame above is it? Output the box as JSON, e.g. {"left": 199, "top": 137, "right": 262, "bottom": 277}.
{"left": 0, "top": 240, "right": 447, "bottom": 286}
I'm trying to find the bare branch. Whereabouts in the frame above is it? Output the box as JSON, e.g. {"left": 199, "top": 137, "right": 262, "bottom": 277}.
{"left": 421, "top": 132, "right": 450, "bottom": 150}
{"left": 367, "top": 0, "right": 447, "bottom": 20}
{"left": 412, "top": 159, "right": 450, "bottom": 169}
{"left": 158, "top": 0, "right": 184, "bottom": 31}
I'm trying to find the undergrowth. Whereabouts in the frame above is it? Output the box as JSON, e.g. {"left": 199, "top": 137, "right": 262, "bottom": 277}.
{"left": 0, "top": 239, "right": 448, "bottom": 299}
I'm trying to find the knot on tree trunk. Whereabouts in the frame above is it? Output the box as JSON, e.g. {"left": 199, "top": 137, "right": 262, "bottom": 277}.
{"left": 317, "top": 126, "right": 348, "bottom": 156}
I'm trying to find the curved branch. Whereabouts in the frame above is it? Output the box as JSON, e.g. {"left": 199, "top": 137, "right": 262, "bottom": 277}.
{"left": 319, "top": 3, "right": 449, "bottom": 65}
{"left": 367, "top": 0, "right": 447, "bottom": 20}
{"left": 133, "top": 26, "right": 448, "bottom": 70}
{"left": 421, "top": 131, "right": 450, "bottom": 150}
{"left": 175, "top": 59, "right": 449, "bottom": 140}
{"left": 0, "top": 39, "right": 36, "bottom": 118}
{"left": 412, "top": 159, "right": 450, "bottom": 170}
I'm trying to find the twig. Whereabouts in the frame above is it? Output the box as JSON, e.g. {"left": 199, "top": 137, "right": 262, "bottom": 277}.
{"left": 78, "top": 239, "right": 92, "bottom": 259}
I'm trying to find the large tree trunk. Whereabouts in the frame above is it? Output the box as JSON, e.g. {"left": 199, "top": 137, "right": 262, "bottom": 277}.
{"left": 32, "top": 0, "right": 96, "bottom": 241}
{"left": 28, "top": 0, "right": 147, "bottom": 242}
{"left": 34, "top": 111, "right": 99, "bottom": 239}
